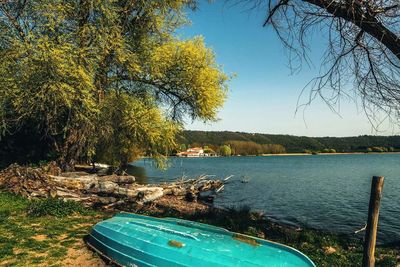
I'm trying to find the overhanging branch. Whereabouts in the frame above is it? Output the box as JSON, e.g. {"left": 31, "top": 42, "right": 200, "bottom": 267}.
{"left": 302, "top": 0, "right": 400, "bottom": 60}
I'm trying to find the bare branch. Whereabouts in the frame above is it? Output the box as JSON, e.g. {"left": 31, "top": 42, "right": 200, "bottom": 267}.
{"left": 247, "top": 0, "right": 400, "bottom": 127}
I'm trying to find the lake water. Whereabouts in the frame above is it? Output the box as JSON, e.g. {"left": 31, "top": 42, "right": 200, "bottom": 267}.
{"left": 128, "top": 154, "right": 400, "bottom": 244}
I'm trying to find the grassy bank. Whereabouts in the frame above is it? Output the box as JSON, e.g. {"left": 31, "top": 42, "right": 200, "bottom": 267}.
{"left": 0, "top": 192, "right": 109, "bottom": 266}
{"left": 0, "top": 192, "right": 398, "bottom": 267}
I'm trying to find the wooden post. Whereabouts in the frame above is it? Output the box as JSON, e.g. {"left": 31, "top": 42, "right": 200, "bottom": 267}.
{"left": 362, "top": 176, "right": 384, "bottom": 267}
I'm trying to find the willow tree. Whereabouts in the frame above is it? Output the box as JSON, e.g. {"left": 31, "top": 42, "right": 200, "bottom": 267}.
{"left": 0, "top": 0, "right": 228, "bottom": 170}
{"left": 244, "top": 0, "right": 400, "bottom": 125}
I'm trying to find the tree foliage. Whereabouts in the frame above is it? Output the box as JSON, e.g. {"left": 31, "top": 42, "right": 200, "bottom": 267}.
{"left": 95, "top": 92, "right": 179, "bottom": 167}
{"left": 0, "top": 0, "right": 228, "bottom": 169}
{"left": 225, "top": 140, "right": 286, "bottom": 155}
{"left": 219, "top": 145, "right": 232, "bottom": 156}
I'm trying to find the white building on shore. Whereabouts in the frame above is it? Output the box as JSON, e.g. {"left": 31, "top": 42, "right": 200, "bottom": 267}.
{"left": 177, "top": 147, "right": 204, "bottom": 157}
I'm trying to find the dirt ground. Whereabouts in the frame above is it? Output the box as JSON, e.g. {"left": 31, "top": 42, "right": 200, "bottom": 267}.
{"left": 62, "top": 241, "right": 107, "bottom": 267}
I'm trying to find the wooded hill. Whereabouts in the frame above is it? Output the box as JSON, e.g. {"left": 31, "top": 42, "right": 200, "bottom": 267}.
{"left": 178, "top": 131, "right": 400, "bottom": 153}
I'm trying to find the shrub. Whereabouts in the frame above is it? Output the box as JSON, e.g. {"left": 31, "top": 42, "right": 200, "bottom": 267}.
{"left": 0, "top": 210, "right": 10, "bottom": 223}
{"left": 28, "top": 198, "right": 89, "bottom": 217}
{"left": 178, "top": 144, "right": 187, "bottom": 152}
{"left": 376, "top": 256, "right": 397, "bottom": 267}
{"left": 0, "top": 192, "right": 30, "bottom": 213}
{"left": 203, "top": 146, "right": 215, "bottom": 154}
{"left": 370, "top": 147, "right": 387, "bottom": 153}
{"left": 219, "top": 145, "right": 232, "bottom": 156}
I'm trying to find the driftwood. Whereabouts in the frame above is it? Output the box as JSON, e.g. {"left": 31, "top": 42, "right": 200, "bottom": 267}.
{"left": 0, "top": 164, "right": 224, "bottom": 209}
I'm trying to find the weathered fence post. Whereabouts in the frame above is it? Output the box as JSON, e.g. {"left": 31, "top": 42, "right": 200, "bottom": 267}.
{"left": 362, "top": 176, "right": 384, "bottom": 267}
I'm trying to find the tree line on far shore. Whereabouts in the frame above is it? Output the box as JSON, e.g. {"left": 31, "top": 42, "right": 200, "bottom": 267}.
{"left": 176, "top": 141, "right": 285, "bottom": 156}
{"left": 178, "top": 131, "right": 400, "bottom": 154}
{"left": 224, "top": 141, "right": 285, "bottom": 156}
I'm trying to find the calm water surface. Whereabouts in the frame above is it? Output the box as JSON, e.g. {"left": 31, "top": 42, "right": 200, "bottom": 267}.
{"left": 129, "top": 154, "right": 400, "bottom": 244}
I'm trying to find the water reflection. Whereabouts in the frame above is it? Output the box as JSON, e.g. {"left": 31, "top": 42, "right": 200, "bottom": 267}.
{"left": 126, "top": 165, "right": 148, "bottom": 184}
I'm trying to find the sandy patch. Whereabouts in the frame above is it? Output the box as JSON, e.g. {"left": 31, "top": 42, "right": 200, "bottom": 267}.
{"left": 32, "top": 234, "right": 47, "bottom": 241}
{"left": 323, "top": 246, "right": 337, "bottom": 255}
{"left": 30, "top": 252, "right": 48, "bottom": 258}
{"left": 0, "top": 259, "right": 17, "bottom": 266}
{"left": 62, "top": 241, "right": 107, "bottom": 267}
{"left": 12, "top": 248, "right": 24, "bottom": 254}
{"left": 57, "top": 234, "right": 69, "bottom": 240}
{"left": 76, "top": 222, "right": 95, "bottom": 227}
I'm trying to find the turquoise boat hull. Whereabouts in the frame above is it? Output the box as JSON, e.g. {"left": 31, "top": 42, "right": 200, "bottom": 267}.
{"left": 86, "top": 213, "right": 316, "bottom": 267}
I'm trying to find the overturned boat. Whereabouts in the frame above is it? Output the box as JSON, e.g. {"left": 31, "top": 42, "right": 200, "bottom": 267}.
{"left": 86, "top": 213, "right": 316, "bottom": 267}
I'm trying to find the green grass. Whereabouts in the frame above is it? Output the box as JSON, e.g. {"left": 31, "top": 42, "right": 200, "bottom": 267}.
{"left": 28, "top": 197, "right": 94, "bottom": 217}
{"left": 0, "top": 192, "right": 108, "bottom": 266}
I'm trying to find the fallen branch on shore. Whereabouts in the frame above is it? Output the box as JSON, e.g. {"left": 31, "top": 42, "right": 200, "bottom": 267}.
{"left": 354, "top": 223, "right": 367, "bottom": 234}
{"left": 0, "top": 163, "right": 224, "bottom": 209}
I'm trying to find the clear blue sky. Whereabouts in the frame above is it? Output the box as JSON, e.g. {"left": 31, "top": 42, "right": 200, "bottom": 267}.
{"left": 178, "top": 1, "right": 398, "bottom": 137}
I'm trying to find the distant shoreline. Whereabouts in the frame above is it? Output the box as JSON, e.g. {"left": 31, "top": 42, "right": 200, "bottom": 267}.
{"left": 165, "top": 152, "right": 400, "bottom": 159}
{"left": 261, "top": 152, "right": 400, "bottom": 156}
